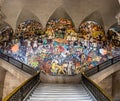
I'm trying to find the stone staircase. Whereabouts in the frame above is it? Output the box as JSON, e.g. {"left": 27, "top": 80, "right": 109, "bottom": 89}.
{"left": 26, "top": 83, "right": 96, "bottom": 101}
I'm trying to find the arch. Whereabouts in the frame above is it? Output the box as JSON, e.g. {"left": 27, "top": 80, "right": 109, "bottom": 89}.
{"left": 45, "top": 7, "right": 76, "bottom": 40}
{"left": 47, "top": 7, "right": 75, "bottom": 26}
{"left": 80, "top": 10, "right": 104, "bottom": 28}
{"left": 15, "top": 8, "right": 43, "bottom": 39}
{"left": 0, "top": 20, "right": 13, "bottom": 32}
{"left": 16, "top": 8, "right": 42, "bottom": 28}
{"left": 78, "top": 11, "right": 106, "bottom": 42}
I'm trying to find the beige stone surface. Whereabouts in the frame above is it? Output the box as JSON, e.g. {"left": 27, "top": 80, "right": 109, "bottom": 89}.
{"left": 98, "top": 75, "right": 112, "bottom": 97}
{"left": 90, "top": 61, "right": 120, "bottom": 83}
{"left": 0, "top": 59, "right": 31, "bottom": 82}
{"left": 112, "top": 71, "right": 120, "bottom": 101}
{"left": 3, "top": 71, "right": 21, "bottom": 98}
{"left": 0, "top": 59, "right": 31, "bottom": 99}
{"left": 40, "top": 72, "right": 81, "bottom": 84}
{"left": 90, "top": 62, "right": 120, "bottom": 100}
{"left": 0, "top": 67, "right": 6, "bottom": 101}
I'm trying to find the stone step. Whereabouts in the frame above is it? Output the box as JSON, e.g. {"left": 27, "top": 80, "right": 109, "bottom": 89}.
{"left": 28, "top": 97, "right": 92, "bottom": 100}
{"left": 26, "top": 83, "right": 96, "bottom": 101}
{"left": 37, "top": 85, "right": 84, "bottom": 87}
{"left": 37, "top": 85, "right": 84, "bottom": 88}
{"left": 32, "top": 92, "right": 89, "bottom": 95}
{"left": 31, "top": 94, "right": 90, "bottom": 98}
{"left": 27, "top": 100, "right": 93, "bottom": 101}
{"left": 27, "top": 98, "right": 93, "bottom": 101}
{"left": 35, "top": 87, "right": 84, "bottom": 89}
{"left": 34, "top": 89, "right": 86, "bottom": 91}
{"left": 34, "top": 90, "right": 87, "bottom": 93}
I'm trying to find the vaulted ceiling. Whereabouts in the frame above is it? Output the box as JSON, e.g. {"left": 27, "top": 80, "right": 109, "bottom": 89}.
{"left": 0, "top": 0, "right": 120, "bottom": 31}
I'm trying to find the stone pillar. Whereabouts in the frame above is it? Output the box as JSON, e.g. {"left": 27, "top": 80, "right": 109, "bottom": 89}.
{"left": 0, "top": 67, "right": 6, "bottom": 100}
{"left": 112, "top": 71, "right": 120, "bottom": 101}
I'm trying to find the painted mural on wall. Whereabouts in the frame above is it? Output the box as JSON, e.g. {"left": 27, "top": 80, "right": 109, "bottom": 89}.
{"left": 15, "top": 20, "right": 44, "bottom": 38}
{"left": 0, "top": 26, "right": 13, "bottom": 54}
{"left": 0, "top": 26, "right": 13, "bottom": 43}
{"left": 0, "top": 20, "right": 120, "bottom": 76}
{"left": 108, "top": 25, "right": 120, "bottom": 47}
{"left": 79, "top": 21, "right": 106, "bottom": 42}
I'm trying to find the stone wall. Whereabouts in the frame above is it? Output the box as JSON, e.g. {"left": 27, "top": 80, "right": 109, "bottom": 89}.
{"left": 112, "top": 71, "right": 120, "bottom": 101}
{"left": 94, "top": 71, "right": 120, "bottom": 101}
{"left": 90, "top": 61, "right": 120, "bottom": 83}
{"left": 3, "top": 71, "right": 21, "bottom": 98}
{"left": 0, "top": 67, "right": 6, "bottom": 100}
{"left": 90, "top": 61, "right": 120, "bottom": 100}
{"left": 98, "top": 75, "right": 112, "bottom": 97}
{"left": 0, "top": 59, "right": 31, "bottom": 82}
{"left": 0, "top": 59, "right": 31, "bottom": 99}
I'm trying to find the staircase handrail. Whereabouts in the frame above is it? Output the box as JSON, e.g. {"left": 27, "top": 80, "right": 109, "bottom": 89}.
{"left": 2, "top": 71, "right": 40, "bottom": 101}
{"left": 82, "top": 73, "right": 113, "bottom": 101}
{"left": 84, "top": 55, "right": 120, "bottom": 76}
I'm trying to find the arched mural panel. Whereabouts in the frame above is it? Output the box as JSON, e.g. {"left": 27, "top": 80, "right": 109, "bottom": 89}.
{"left": 16, "top": 8, "right": 41, "bottom": 28}
{"left": 79, "top": 21, "right": 106, "bottom": 42}
{"left": 108, "top": 23, "right": 120, "bottom": 47}
{"left": 0, "top": 20, "right": 13, "bottom": 49}
{"left": 80, "top": 11, "right": 104, "bottom": 28}
{"left": 47, "top": 7, "right": 74, "bottom": 26}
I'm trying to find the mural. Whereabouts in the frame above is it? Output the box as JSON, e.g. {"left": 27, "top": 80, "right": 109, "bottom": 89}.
{"left": 108, "top": 24, "right": 120, "bottom": 47}
{"left": 0, "top": 26, "right": 13, "bottom": 42}
{"left": 79, "top": 21, "right": 106, "bottom": 42}
{"left": 0, "top": 20, "right": 120, "bottom": 76}
{"left": 15, "top": 20, "right": 43, "bottom": 38}
{"left": 0, "top": 25, "right": 13, "bottom": 54}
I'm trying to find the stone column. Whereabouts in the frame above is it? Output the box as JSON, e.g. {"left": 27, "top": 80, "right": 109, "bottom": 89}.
{"left": 0, "top": 67, "right": 6, "bottom": 101}
{"left": 112, "top": 71, "right": 120, "bottom": 101}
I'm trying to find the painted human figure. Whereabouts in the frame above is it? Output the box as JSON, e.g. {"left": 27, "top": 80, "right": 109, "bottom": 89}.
{"left": 67, "top": 61, "right": 73, "bottom": 75}
{"left": 27, "top": 39, "right": 31, "bottom": 47}
{"left": 80, "top": 53, "right": 86, "bottom": 65}
{"left": 33, "top": 38, "right": 38, "bottom": 51}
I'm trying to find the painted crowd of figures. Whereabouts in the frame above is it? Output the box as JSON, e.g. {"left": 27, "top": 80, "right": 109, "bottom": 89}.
{"left": 0, "top": 19, "right": 120, "bottom": 76}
